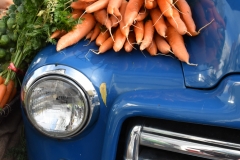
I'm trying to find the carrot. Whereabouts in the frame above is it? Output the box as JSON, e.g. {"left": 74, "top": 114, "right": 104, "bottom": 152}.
{"left": 77, "top": 0, "right": 98, "bottom": 2}
{"left": 0, "top": 84, "right": 6, "bottom": 105}
{"left": 0, "top": 80, "right": 14, "bottom": 108}
{"left": 71, "top": 1, "right": 93, "bottom": 10}
{"left": 110, "top": 15, "right": 119, "bottom": 27}
{"left": 150, "top": 7, "right": 167, "bottom": 37}
{"left": 133, "top": 20, "right": 144, "bottom": 44}
{"left": 175, "top": 0, "right": 197, "bottom": 36}
{"left": 56, "top": 13, "right": 96, "bottom": 51}
{"left": 166, "top": 7, "right": 187, "bottom": 35}
{"left": 72, "top": 13, "right": 81, "bottom": 20}
{"left": 165, "top": 25, "right": 190, "bottom": 64}
{"left": 0, "top": 0, "right": 13, "bottom": 9}
{"left": 50, "top": 9, "right": 83, "bottom": 39}
{"left": 124, "top": 31, "right": 135, "bottom": 52}
{"left": 85, "top": 0, "right": 109, "bottom": 13}
{"left": 94, "top": 9, "right": 113, "bottom": 39}
{"left": 85, "top": 30, "right": 94, "bottom": 40}
{"left": 90, "top": 23, "right": 102, "bottom": 42}
{"left": 135, "top": 8, "right": 149, "bottom": 21}
{"left": 156, "top": 0, "right": 174, "bottom": 18}
{"left": 50, "top": 30, "right": 67, "bottom": 39}
{"left": 113, "top": 27, "right": 126, "bottom": 52}
{"left": 72, "top": 9, "right": 84, "bottom": 15}
{"left": 123, "top": 0, "right": 144, "bottom": 32}
{"left": 146, "top": 39, "right": 158, "bottom": 56}
{"left": 154, "top": 33, "right": 171, "bottom": 54}
{"left": 145, "top": 0, "right": 157, "bottom": 10}
{"left": 119, "top": 0, "right": 129, "bottom": 37}
{"left": 107, "top": 0, "right": 122, "bottom": 17}
{"left": 98, "top": 36, "right": 114, "bottom": 54}
{"left": 96, "top": 31, "right": 110, "bottom": 46}
{"left": 140, "top": 20, "right": 154, "bottom": 51}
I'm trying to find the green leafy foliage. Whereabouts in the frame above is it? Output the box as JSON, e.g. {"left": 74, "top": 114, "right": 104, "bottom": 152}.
{"left": 0, "top": 0, "right": 77, "bottom": 84}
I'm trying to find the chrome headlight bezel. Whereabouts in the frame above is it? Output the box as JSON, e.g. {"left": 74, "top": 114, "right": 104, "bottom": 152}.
{"left": 21, "top": 64, "right": 100, "bottom": 138}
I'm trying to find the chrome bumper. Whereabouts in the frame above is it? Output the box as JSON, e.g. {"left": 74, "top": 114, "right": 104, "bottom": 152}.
{"left": 125, "top": 126, "right": 240, "bottom": 160}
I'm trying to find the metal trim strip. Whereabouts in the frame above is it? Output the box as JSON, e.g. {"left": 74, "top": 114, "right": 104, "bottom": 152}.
{"left": 125, "top": 126, "right": 240, "bottom": 160}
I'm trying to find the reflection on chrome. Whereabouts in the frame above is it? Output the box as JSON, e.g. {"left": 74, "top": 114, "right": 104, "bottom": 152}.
{"left": 125, "top": 126, "right": 240, "bottom": 160}
{"left": 125, "top": 126, "right": 141, "bottom": 160}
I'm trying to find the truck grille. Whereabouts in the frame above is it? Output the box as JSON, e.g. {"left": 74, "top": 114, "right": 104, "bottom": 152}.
{"left": 116, "top": 118, "right": 240, "bottom": 160}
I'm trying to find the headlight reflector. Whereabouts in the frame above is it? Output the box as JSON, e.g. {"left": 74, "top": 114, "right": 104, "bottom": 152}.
{"left": 25, "top": 76, "right": 88, "bottom": 138}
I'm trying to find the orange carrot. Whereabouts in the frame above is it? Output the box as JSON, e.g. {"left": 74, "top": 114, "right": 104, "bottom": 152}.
{"left": 0, "top": 84, "right": 6, "bottom": 105}
{"left": 157, "top": 0, "right": 173, "bottom": 18}
{"left": 77, "top": 0, "right": 98, "bottom": 2}
{"left": 85, "top": 30, "right": 94, "bottom": 40}
{"left": 96, "top": 31, "right": 110, "bottom": 46}
{"left": 50, "top": 30, "right": 67, "bottom": 39}
{"left": 85, "top": 0, "right": 109, "bottom": 13}
{"left": 90, "top": 23, "right": 102, "bottom": 42}
{"left": 135, "top": 8, "right": 149, "bottom": 21}
{"left": 94, "top": 9, "right": 112, "bottom": 36}
{"left": 150, "top": 7, "right": 167, "bottom": 37}
{"left": 119, "top": 0, "right": 129, "bottom": 37}
{"left": 110, "top": 15, "right": 119, "bottom": 27}
{"left": 98, "top": 36, "right": 114, "bottom": 54}
{"left": 107, "top": 0, "right": 122, "bottom": 17}
{"left": 123, "top": 0, "right": 144, "bottom": 32}
{"left": 140, "top": 20, "right": 154, "bottom": 51}
{"left": 145, "top": 0, "right": 157, "bottom": 9}
{"left": 154, "top": 33, "right": 171, "bottom": 54}
{"left": 175, "top": 0, "right": 197, "bottom": 36}
{"left": 165, "top": 25, "right": 190, "bottom": 64}
{"left": 124, "top": 32, "right": 135, "bottom": 52}
{"left": 166, "top": 7, "right": 187, "bottom": 35}
{"left": 133, "top": 20, "right": 144, "bottom": 44}
{"left": 72, "top": 9, "right": 84, "bottom": 15}
{"left": 0, "top": 80, "right": 14, "bottom": 108}
{"left": 71, "top": 1, "right": 93, "bottom": 10}
{"left": 56, "top": 13, "right": 96, "bottom": 51}
{"left": 113, "top": 27, "right": 126, "bottom": 52}
{"left": 146, "top": 39, "right": 158, "bottom": 56}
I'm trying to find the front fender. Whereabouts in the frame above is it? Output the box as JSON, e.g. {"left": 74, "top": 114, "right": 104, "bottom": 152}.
{"left": 102, "top": 75, "right": 240, "bottom": 160}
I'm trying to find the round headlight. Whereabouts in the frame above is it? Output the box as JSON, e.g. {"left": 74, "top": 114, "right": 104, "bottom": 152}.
{"left": 22, "top": 65, "right": 100, "bottom": 138}
{"left": 25, "top": 76, "right": 88, "bottom": 138}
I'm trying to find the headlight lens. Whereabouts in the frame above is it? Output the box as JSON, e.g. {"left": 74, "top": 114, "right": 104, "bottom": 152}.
{"left": 25, "top": 76, "right": 88, "bottom": 138}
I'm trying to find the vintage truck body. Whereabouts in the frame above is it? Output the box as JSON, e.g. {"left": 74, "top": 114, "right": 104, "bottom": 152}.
{"left": 21, "top": 0, "right": 240, "bottom": 159}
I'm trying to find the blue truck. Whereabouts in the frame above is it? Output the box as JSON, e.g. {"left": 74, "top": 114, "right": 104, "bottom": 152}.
{"left": 20, "top": 0, "right": 240, "bottom": 159}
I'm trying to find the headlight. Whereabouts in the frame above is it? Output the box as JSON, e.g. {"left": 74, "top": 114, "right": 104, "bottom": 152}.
{"left": 22, "top": 65, "right": 99, "bottom": 138}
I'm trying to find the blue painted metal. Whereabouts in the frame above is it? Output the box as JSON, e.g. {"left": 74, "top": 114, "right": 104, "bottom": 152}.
{"left": 21, "top": 0, "right": 240, "bottom": 159}
{"left": 183, "top": 0, "right": 240, "bottom": 88}
{"left": 22, "top": 40, "right": 184, "bottom": 160}
{"left": 102, "top": 75, "right": 240, "bottom": 160}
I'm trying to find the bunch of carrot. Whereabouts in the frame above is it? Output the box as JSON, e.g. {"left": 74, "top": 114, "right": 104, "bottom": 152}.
{"left": 52, "top": 0, "right": 215, "bottom": 65}
{"left": 0, "top": 76, "right": 17, "bottom": 109}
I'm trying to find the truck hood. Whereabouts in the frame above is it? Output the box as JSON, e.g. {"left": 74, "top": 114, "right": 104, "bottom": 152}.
{"left": 183, "top": 0, "right": 240, "bottom": 89}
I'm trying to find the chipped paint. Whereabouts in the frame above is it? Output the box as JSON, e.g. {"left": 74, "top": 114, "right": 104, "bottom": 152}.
{"left": 100, "top": 83, "right": 107, "bottom": 106}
